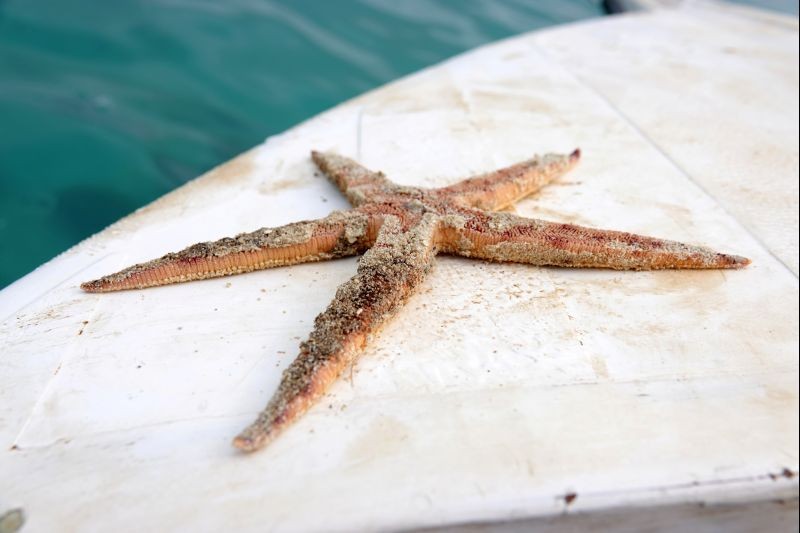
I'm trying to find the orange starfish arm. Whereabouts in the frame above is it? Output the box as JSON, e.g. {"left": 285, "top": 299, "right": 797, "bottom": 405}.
{"left": 441, "top": 210, "right": 750, "bottom": 270}
{"left": 80, "top": 210, "right": 376, "bottom": 292}
{"left": 312, "top": 151, "right": 393, "bottom": 206}
{"left": 437, "top": 149, "right": 580, "bottom": 210}
{"left": 233, "top": 214, "right": 438, "bottom": 451}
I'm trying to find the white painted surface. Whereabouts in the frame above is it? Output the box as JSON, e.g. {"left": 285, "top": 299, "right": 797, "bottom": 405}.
{"left": 1, "top": 2, "right": 797, "bottom": 532}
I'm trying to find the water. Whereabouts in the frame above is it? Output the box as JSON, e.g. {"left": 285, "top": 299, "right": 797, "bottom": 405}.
{"left": 729, "top": 0, "right": 798, "bottom": 15}
{"left": 0, "top": 0, "right": 608, "bottom": 288}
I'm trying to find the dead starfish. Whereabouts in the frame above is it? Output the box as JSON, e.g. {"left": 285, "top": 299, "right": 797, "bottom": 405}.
{"left": 81, "top": 149, "right": 749, "bottom": 452}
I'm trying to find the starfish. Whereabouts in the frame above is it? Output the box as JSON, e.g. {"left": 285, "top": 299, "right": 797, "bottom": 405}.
{"left": 81, "top": 149, "right": 749, "bottom": 452}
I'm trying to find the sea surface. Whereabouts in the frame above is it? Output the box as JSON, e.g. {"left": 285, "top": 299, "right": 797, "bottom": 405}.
{"left": 0, "top": 0, "right": 794, "bottom": 288}
{"left": 0, "top": 0, "right": 609, "bottom": 288}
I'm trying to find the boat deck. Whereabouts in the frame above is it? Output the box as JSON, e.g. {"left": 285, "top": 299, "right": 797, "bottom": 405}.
{"left": 1, "top": 2, "right": 797, "bottom": 531}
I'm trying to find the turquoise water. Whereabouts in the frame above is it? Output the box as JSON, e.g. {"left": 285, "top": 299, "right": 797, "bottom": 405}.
{"left": 0, "top": 0, "right": 607, "bottom": 288}
{"left": 730, "top": 0, "right": 798, "bottom": 15}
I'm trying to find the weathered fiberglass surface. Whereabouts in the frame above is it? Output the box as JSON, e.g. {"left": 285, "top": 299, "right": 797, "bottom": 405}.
{"left": 0, "top": 2, "right": 797, "bottom": 532}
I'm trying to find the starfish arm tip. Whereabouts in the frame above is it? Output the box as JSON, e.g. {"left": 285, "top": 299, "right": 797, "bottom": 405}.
{"left": 727, "top": 254, "right": 751, "bottom": 268}
{"left": 311, "top": 150, "right": 332, "bottom": 169}
{"left": 232, "top": 421, "right": 276, "bottom": 452}
{"left": 570, "top": 148, "right": 581, "bottom": 161}
{"left": 80, "top": 279, "right": 104, "bottom": 293}
{"left": 232, "top": 434, "right": 259, "bottom": 453}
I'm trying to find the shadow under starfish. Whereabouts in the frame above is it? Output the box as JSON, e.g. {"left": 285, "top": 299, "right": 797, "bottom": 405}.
{"left": 81, "top": 149, "right": 749, "bottom": 452}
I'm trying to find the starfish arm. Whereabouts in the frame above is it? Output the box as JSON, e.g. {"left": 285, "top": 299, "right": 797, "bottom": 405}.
{"left": 233, "top": 213, "right": 438, "bottom": 452}
{"left": 437, "top": 149, "right": 580, "bottom": 210}
{"left": 441, "top": 210, "right": 750, "bottom": 270}
{"left": 80, "top": 210, "right": 377, "bottom": 292}
{"left": 312, "top": 150, "right": 393, "bottom": 206}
